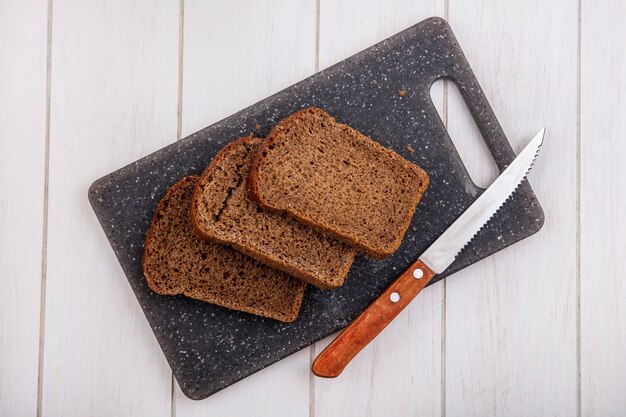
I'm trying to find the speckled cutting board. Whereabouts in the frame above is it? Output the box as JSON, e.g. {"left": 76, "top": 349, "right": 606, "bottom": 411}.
{"left": 89, "top": 17, "right": 544, "bottom": 400}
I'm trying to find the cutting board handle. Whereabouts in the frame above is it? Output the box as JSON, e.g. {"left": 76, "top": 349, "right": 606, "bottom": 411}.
{"left": 312, "top": 259, "right": 436, "bottom": 378}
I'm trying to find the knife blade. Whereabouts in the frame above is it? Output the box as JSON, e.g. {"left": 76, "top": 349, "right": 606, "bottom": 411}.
{"left": 312, "top": 128, "right": 545, "bottom": 378}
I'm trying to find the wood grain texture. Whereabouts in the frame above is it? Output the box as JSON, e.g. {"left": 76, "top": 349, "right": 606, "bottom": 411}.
{"left": 313, "top": 260, "right": 435, "bottom": 378}
{"left": 443, "top": 81, "right": 499, "bottom": 189}
{"left": 175, "top": 348, "right": 311, "bottom": 417}
{"left": 41, "top": 1, "right": 178, "bottom": 415}
{"left": 0, "top": 1, "right": 48, "bottom": 416}
{"left": 315, "top": 1, "right": 445, "bottom": 416}
{"left": 580, "top": 0, "right": 626, "bottom": 415}
{"left": 445, "top": 1, "right": 578, "bottom": 415}
{"left": 175, "top": 1, "right": 315, "bottom": 415}
{"left": 180, "top": 0, "right": 317, "bottom": 138}
{"left": 4, "top": 1, "right": 626, "bottom": 415}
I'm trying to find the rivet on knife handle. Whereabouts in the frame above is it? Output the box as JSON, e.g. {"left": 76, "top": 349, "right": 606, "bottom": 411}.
{"left": 311, "top": 259, "right": 435, "bottom": 378}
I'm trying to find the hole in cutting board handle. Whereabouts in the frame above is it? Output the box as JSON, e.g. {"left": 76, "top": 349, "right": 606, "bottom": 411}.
{"left": 430, "top": 79, "right": 499, "bottom": 189}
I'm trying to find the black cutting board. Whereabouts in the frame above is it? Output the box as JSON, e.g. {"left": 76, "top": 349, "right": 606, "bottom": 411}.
{"left": 89, "top": 17, "right": 544, "bottom": 400}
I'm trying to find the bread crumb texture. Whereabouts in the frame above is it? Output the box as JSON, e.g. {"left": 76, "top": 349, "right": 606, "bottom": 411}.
{"left": 249, "top": 107, "right": 429, "bottom": 258}
{"left": 143, "top": 176, "right": 305, "bottom": 322}
{"left": 192, "top": 137, "right": 356, "bottom": 290}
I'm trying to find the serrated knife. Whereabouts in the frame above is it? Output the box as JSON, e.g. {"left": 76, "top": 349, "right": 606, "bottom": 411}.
{"left": 312, "top": 127, "right": 545, "bottom": 378}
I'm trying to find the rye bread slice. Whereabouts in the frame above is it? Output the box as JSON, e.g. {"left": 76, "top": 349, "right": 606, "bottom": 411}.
{"left": 142, "top": 176, "right": 305, "bottom": 322}
{"left": 191, "top": 136, "right": 357, "bottom": 290}
{"left": 248, "top": 107, "right": 430, "bottom": 258}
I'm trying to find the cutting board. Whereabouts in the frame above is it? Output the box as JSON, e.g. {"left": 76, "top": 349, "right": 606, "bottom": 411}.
{"left": 89, "top": 17, "right": 544, "bottom": 400}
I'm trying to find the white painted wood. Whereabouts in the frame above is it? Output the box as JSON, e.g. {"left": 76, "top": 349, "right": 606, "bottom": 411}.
{"left": 580, "top": 1, "right": 626, "bottom": 415}
{"left": 4, "top": 1, "right": 626, "bottom": 415}
{"left": 175, "top": 1, "right": 315, "bottom": 415}
{"left": 0, "top": 2, "right": 47, "bottom": 416}
{"left": 180, "top": 0, "right": 317, "bottom": 138}
{"left": 444, "top": 1, "right": 578, "bottom": 416}
{"left": 313, "top": 285, "right": 443, "bottom": 417}
{"left": 319, "top": 0, "right": 443, "bottom": 70}
{"left": 41, "top": 1, "right": 178, "bottom": 416}
{"left": 314, "top": 2, "right": 444, "bottom": 416}
{"left": 175, "top": 349, "right": 311, "bottom": 416}
{"left": 444, "top": 81, "right": 499, "bottom": 189}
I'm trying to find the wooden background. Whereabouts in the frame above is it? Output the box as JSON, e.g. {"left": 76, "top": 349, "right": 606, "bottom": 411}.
{"left": 1, "top": 0, "right": 624, "bottom": 415}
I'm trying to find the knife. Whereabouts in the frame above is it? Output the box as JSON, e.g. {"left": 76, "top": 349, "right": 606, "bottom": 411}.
{"left": 312, "top": 127, "right": 546, "bottom": 378}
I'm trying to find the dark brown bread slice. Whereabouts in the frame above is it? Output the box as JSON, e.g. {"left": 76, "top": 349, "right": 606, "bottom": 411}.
{"left": 248, "top": 107, "right": 430, "bottom": 259}
{"left": 191, "top": 136, "right": 357, "bottom": 290}
{"left": 142, "top": 176, "right": 306, "bottom": 322}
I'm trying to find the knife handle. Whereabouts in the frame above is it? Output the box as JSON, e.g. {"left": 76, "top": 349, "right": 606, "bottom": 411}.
{"left": 312, "top": 259, "right": 435, "bottom": 378}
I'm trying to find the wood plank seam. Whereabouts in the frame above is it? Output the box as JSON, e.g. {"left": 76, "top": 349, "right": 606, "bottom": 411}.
{"left": 37, "top": 0, "right": 54, "bottom": 416}
{"left": 442, "top": 5, "right": 449, "bottom": 417}
{"left": 441, "top": 82, "right": 449, "bottom": 417}
{"left": 580, "top": 0, "right": 626, "bottom": 410}
{"left": 314, "top": 0, "right": 320, "bottom": 77}
{"left": 172, "top": 0, "right": 186, "bottom": 415}
{"left": 576, "top": 1, "right": 582, "bottom": 417}
{"left": 177, "top": 0, "right": 185, "bottom": 143}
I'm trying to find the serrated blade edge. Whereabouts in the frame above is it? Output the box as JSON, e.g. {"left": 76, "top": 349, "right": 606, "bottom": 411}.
{"left": 419, "top": 127, "right": 545, "bottom": 274}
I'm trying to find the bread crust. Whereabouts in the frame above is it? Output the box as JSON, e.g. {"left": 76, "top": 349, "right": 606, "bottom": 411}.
{"left": 192, "top": 136, "right": 356, "bottom": 289}
{"left": 143, "top": 176, "right": 198, "bottom": 295}
{"left": 143, "top": 175, "right": 305, "bottom": 323}
{"left": 248, "top": 107, "right": 430, "bottom": 258}
{"left": 190, "top": 137, "right": 249, "bottom": 240}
